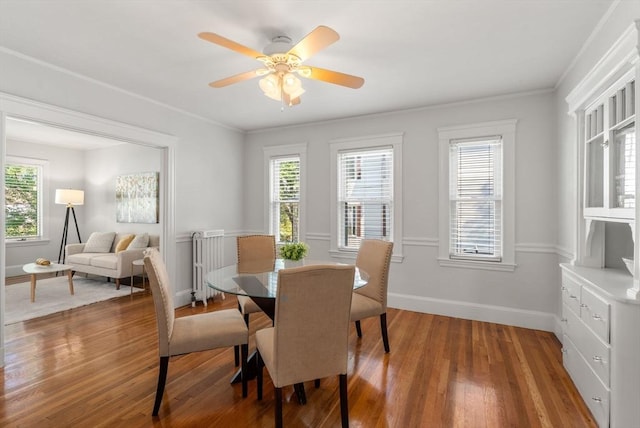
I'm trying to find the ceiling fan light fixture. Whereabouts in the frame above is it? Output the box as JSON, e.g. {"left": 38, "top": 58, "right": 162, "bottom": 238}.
{"left": 259, "top": 73, "right": 305, "bottom": 104}
{"left": 200, "top": 26, "right": 363, "bottom": 107}
{"left": 259, "top": 74, "right": 281, "bottom": 101}
{"left": 282, "top": 73, "right": 301, "bottom": 90}
{"left": 285, "top": 86, "right": 305, "bottom": 100}
{"left": 282, "top": 74, "right": 305, "bottom": 99}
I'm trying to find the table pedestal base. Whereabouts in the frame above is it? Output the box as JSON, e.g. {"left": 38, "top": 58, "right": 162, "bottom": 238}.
{"left": 230, "top": 349, "right": 307, "bottom": 404}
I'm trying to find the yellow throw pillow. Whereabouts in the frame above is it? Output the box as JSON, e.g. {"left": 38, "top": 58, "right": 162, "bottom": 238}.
{"left": 115, "top": 234, "right": 135, "bottom": 253}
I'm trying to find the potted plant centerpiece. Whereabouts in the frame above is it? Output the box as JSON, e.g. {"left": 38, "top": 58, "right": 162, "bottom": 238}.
{"left": 279, "top": 242, "right": 309, "bottom": 267}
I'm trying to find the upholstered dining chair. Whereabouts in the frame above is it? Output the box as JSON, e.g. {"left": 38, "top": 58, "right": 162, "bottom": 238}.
{"left": 143, "top": 248, "right": 249, "bottom": 417}
{"left": 255, "top": 265, "right": 355, "bottom": 428}
{"left": 350, "top": 239, "right": 394, "bottom": 353}
{"left": 234, "top": 235, "right": 276, "bottom": 366}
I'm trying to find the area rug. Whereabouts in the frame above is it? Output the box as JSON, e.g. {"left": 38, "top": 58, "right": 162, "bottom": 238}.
{"left": 4, "top": 276, "right": 143, "bottom": 324}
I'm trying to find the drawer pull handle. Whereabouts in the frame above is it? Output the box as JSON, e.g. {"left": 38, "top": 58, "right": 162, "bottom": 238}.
{"left": 561, "top": 286, "right": 567, "bottom": 291}
{"left": 561, "top": 318, "right": 567, "bottom": 323}
{"left": 591, "top": 396, "right": 602, "bottom": 403}
{"left": 580, "top": 303, "right": 587, "bottom": 308}
{"left": 592, "top": 314, "right": 602, "bottom": 321}
{"left": 592, "top": 356, "right": 603, "bottom": 363}
{"left": 561, "top": 348, "right": 567, "bottom": 354}
{"left": 569, "top": 295, "right": 578, "bottom": 299}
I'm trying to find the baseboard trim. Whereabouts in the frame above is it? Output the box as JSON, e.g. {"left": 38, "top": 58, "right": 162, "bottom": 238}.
{"left": 388, "top": 292, "right": 556, "bottom": 332}
{"left": 175, "top": 289, "right": 194, "bottom": 307}
{"left": 5, "top": 265, "right": 25, "bottom": 278}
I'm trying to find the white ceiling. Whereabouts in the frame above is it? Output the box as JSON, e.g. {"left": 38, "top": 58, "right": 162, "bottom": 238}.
{"left": 0, "top": 0, "right": 615, "bottom": 134}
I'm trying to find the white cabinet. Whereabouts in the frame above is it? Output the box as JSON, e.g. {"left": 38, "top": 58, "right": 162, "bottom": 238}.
{"left": 584, "top": 75, "right": 635, "bottom": 221}
{"left": 563, "top": 21, "right": 640, "bottom": 428}
{"left": 560, "top": 265, "right": 640, "bottom": 427}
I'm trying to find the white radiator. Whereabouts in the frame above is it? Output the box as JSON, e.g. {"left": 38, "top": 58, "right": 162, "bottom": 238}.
{"left": 192, "top": 229, "right": 225, "bottom": 307}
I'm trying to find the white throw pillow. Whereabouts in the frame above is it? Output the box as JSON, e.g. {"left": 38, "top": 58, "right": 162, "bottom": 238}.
{"left": 127, "top": 233, "right": 149, "bottom": 249}
{"left": 83, "top": 232, "right": 116, "bottom": 253}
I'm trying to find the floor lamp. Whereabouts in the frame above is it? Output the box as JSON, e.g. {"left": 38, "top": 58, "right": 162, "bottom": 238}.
{"left": 56, "top": 188, "right": 84, "bottom": 264}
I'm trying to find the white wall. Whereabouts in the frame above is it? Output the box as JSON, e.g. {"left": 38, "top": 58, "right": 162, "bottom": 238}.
{"left": 245, "top": 90, "right": 559, "bottom": 331}
{"left": 83, "top": 143, "right": 162, "bottom": 236}
{"left": 5, "top": 139, "right": 85, "bottom": 275}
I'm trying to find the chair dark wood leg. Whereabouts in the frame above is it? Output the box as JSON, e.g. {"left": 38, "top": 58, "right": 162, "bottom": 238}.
{"left": 380, "top": 313, "right": 390, "bottom": 353}
{"left": 256, "top": 350, "right": 263, "bottom": 400}
{"left": 355, "top": 320, "right": 362, "bottom": 338}
{"left": 294, "top": 383, "right": 307, "bottom": 404}
{"left": 275, "top": 387, "right": 283, "bottom": 428}
{"left": 314, "top": 379, "right": 320, "bottom": 388}
{"left": 152, "top": 356, "right": 169, "bottom": 416}
{"left": 241, "top": 343, "right": 248, "bottom": 397}
{"left": 339, "top": 374, "right": 349, "bottom": 427}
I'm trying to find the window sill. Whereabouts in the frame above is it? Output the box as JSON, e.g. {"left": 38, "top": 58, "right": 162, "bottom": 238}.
{"left": 6, "top": 238, "right": 51, "bottom": 248}
{"left": 438, "top": 257, "right": 516, "bottom": 272}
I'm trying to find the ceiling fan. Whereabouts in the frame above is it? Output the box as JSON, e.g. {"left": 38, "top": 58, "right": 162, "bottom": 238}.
{"left": 198, "top": 25, "right": 364, "bottom": 106}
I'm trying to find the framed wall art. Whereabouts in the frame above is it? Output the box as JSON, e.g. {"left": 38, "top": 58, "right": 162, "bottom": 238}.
{"left": 116, "top": 171, "right": 159, "bottom": 223}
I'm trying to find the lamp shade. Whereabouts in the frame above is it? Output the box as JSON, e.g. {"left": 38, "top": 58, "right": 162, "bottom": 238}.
{"left": 259, "top": 74, "right": 281, "bottom": 101}
{"left": 55, "top": 189, "right": 84, "bottom": 206}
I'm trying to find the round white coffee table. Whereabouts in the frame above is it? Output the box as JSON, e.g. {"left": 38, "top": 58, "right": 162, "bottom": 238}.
{"left": 22, "top": 262, "right": 74, "bottom": 302}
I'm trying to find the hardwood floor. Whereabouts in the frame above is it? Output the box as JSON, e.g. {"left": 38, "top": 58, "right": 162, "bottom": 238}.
{"left": 0, "top": 291, "right": 596, "bottom": 427}
{"left": 5, "top": 273, "right": 55, "bottom": 285}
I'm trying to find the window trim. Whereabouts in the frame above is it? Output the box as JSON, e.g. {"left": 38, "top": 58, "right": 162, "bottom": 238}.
{"left": 263, "top": 143, "right": 307, "bottom": 243}
{"left": 5, "top": 155, "right": 49, "bottom": 243}
{"left": 438, "top": 120, "right": 517, "bottom": 271}
{"left": 330, "top": 132, "right": 403, "bottom": 261}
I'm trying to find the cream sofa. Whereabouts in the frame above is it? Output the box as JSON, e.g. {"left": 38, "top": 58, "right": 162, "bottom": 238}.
{"left": 66, "top": 232, "right": 160, "bottom": 289}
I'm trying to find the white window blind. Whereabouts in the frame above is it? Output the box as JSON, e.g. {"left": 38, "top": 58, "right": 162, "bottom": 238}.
{"left": 5, "top": 161, "right": 42, "bottom": 239}
{"left": 338, "top": 147, "right": 393, "bottom": 250}
{"left": 271, "top": 156, "right": 300, "bottom": 243}
{"left": 449, "top": 137, "right": 502, "bottom": 261}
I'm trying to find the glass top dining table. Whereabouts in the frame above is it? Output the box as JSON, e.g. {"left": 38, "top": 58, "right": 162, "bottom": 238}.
{"left": 205, "top": 258, "right": 368, "bottom": 303}
{"left": 205, "top": 258, "right": 367, "bottom": 404}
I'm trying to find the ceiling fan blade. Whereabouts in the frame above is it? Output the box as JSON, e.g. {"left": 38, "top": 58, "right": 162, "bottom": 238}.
{"left": 198, "top": 32, "right": 264, "bottom": 59}
{"left": 209, "top": 70, "right": 261, "bottom": 88}
{"left": 287, "top": 25, "right": 339, "bottom": 62}
{"left": 303, "top": 66, "right": 364, "bottom": 89}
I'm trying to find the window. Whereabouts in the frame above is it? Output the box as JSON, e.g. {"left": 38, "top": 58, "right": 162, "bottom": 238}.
{"left": 438, "top": 120, "right": 516, "bottom": 270}
{"left": 449, "top": 138, "right": 502, "bottom": 261}
{"left": 338, "top": 148, "right": 393, "bottom": 250}
{"left": 330, "top": 133, "right": 403, "bottom": 259}
{"left": 264, "top": 144, "right": 306, "bottom": 244}
{"left": 270, "top": 156, "right": 300, "bottom": 243}
{"left": 5, "top": 157, "right": 45, "bottom": 240}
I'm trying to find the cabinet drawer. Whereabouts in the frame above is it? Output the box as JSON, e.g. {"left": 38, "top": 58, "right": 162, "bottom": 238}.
{"left": 562, "top": 274, "right": 582, "bottom": 315}
{"left": 581, "top": 287, "right": 610, "bottom": 344}
{"left": 562, "top": 303, "right": 582, "bottom": 340}
{"left": 563, "top": 335, "right": 610, "bottom": 428}
{"left": 563, "top": 304, "right": 611, "bottom": 386}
